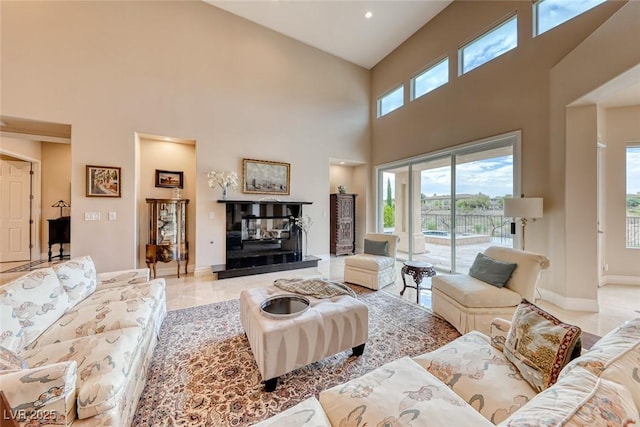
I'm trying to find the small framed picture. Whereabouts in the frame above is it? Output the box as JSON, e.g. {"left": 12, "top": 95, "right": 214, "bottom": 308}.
{"left": 86, "top": 165, "right": 121, "bottom": 197}
{"left": 155, "top": 169, "right": 184, "bottom": 189}
{"left": 243, "top": 158, "right": 290, "bottom": 195}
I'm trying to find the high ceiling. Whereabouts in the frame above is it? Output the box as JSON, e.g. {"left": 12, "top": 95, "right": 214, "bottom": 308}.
{"left": 205, "top": 0, "right": 640, "bottom": 106}
{"left": 204, "top": 0, "right": 452, "bottom": 69}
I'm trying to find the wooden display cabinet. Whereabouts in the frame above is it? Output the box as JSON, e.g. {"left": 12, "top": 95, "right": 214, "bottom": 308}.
{"left": 330, "top": 193, "right": 356, "bottom": 255}
{"left": 145, "top": 198, "right": 189, "bottom": 278}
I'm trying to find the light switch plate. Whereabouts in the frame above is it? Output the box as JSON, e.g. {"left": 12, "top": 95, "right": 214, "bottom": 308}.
{"left": 108, "top": 212, "right": 117, "bottom": 221}
{"left": 84, "top": 211, "right": 100, "bottom": 221}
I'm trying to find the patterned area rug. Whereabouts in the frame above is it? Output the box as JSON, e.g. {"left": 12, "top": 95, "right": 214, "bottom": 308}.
{"left": 132, "top": 286, "right": 460, "bottom": 426}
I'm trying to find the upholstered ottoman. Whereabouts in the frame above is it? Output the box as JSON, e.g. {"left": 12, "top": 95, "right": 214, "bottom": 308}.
{"left": 239, "top": 286, "right": 368, "bottom": 391}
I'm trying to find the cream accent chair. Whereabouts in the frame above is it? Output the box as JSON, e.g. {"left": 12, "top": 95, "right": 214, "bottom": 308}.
{"left": 432, "top": 246, "right": 550, "bottom": 335}
{"left": 343, "top": 233, "right": 400, "bottom": 290}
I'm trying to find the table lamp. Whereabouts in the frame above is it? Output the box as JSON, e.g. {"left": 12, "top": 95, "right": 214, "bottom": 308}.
{"left": 504, "top": 197, "right": 543, "bottom": 250}
{"left": 52, "top": 200, "right": 70, "bottom": 218}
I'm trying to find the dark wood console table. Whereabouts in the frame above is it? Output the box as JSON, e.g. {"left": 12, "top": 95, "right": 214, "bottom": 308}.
{"left": 47, "top": 216, "right": 70, "bottom": 262}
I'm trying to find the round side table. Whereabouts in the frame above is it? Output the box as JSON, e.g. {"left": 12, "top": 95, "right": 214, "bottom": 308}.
{"left": 400, "top": 261, "right": 436, "bottom": 304}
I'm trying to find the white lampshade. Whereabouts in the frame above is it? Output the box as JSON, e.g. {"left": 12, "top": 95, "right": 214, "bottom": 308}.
{"left": 504, "top": 197, "right": 543, "bottom": 219}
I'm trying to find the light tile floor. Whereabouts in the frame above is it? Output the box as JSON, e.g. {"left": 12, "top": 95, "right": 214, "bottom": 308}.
{"left": 2, "top": 256, "right": 638, "bottom": 336}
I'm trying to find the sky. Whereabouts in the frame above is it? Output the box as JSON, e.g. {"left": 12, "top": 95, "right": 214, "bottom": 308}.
{"left": 537, "top": 0, "right": 607, "bottom": 34}
{"left": 462, "top": 16, "right": 517, "bottom": 74}
{"left": 383, "top": 155, "right": 513, "bottom": 199}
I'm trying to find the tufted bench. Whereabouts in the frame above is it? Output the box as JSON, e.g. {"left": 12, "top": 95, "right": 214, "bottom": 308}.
{"left": 239, "top": 285, "right": 368, "bottom": 391}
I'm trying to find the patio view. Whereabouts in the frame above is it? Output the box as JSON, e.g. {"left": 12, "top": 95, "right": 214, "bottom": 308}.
{"left": 382, "top": 142, "right": 640, "bottom": 274}
{"left": 380, "top": 141, "right": 516, "bottom": 273}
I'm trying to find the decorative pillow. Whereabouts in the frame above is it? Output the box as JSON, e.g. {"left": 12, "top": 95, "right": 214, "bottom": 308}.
{"left": 500, "top": 367, "right": 639, "bottom": 427}
{"left": 558, "top": 318, "right": 640, "bottom": 410}
{"left": 503, "top": 299, "right": 581, "bottom": 392}
{"left": 0, "top": 346, "right": 28, "bottom": 371}
{"left": 53, "top": 255, "right": 97, "bottom": 308}
{"left": 364, "top": 239, "right": 388, "bottom": 256}
{"left": 468, "top": 252, "right": 517, "bottom": 287}
{"left": 0, "top": 268, "right": 71, "bottom": 350}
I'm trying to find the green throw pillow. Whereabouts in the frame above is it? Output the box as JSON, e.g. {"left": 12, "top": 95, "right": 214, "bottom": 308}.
{"left": 468, "top": 252, "right": 517, "bottom": 287}
{"left": 364, "top": 239, "right": 389, "bottom": 256}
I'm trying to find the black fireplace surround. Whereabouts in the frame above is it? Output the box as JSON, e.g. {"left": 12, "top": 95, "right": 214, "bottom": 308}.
{"left": 212, "top": 200, "right": 319, "bottom": 279}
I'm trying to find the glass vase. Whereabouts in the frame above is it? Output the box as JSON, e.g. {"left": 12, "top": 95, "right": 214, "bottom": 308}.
{"left": 221, "top": 186, "right": 228, "bottom": 200}
{"left": 304, "top": 232, "right": 309, "bottom": 258}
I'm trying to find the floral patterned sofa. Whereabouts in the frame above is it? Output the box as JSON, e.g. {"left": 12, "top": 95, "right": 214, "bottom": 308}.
{"left": 254, "top": 308, "right": 640, "bottom": 427}
{"left": 0, "top": 256, "right": 166, "bottom": 426}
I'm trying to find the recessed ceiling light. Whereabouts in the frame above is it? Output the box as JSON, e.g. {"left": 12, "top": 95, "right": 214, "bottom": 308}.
{"left": 365, "top": 11, "right": 373, "bottom": 19}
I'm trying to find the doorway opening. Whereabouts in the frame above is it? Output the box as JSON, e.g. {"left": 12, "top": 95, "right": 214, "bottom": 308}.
{"left": 0, "top": 116, "right": 71, "bottom": 275}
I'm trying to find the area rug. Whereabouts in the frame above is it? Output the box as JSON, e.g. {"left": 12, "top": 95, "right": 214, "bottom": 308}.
{"left": 132, "top": 287, "right": 459, "bottom": 426}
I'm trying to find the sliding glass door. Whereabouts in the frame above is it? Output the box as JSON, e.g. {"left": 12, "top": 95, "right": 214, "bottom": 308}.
{"left": 378, "top": 132, "right": 518, "bottom": 273}
{"left": 454, "top": 146, "right": 513, "bottom": 271}
{"left": 380, "top": 167, "right": 409, "bottom": 261}
{"left": 413, "top": 156, "right": 452, "bottom": 271}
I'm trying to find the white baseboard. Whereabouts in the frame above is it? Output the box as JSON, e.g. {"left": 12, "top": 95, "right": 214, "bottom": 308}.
{"left": 599, "top": 275, "right": 640, "bottom": 286}
{"left": 537, "top": 288, "right": 599, "bottom": 312}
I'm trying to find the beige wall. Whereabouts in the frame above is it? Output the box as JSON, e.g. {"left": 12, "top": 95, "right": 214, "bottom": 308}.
{"left": 371, "top": 0, "right": 630, "bottom": 304}
{"left": 564, "top": 105, "right": 599, "bottom": 304}
{"left": 550, "top": 1, "right": 640, "bottom": 308}
{"left": 1, "top": 1, "right": 370, "bottom": 272}
{"left": 1, "top": 137, "right": 41, "bottom": 161}
{"left": 604, "top": 106, "right": 640, "bottom": 279}
{"left": 138, "top": 139, "right": 196, "bottom": 274}
{"left": 40, "top": 142, "right": 71, "bottom": 255}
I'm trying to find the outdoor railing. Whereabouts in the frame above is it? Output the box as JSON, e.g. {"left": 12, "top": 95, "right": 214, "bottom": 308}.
{"left": 628, "top": 216, "right": 640, "bottom": 248}
{"left": 421, "top": 213, "right": 512, "bottom": 243}
{"left": 418, "top": 214, "right": 640, "bottom": 247}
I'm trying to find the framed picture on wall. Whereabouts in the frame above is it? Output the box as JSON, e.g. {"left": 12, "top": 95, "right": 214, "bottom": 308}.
{"left": 243, "top": 158, "right": 290, "bottom": 195}
{"left": 86, "top": 165, "right": 121, "bottom": 197}
{"left": 155, "top": 169, "right": 184, "bottom": 189}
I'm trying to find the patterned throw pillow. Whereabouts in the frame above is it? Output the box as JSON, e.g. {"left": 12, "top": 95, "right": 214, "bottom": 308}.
{"left": 53, "top": 256, "right": 97, "bottom": 308}
{"left": 0, "top": 346, "right": 27, "bottom": 371}
{"left": 503, "top": 299, "right": 582, "bottom": 392}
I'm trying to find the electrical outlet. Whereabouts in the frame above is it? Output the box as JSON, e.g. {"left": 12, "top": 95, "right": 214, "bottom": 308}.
{"left": 84, "top": 212, "right": 100, "bottom": 221}
{"left": 108, "top": 212, "right": 117, "bottom": 221}
{"left": 209, "top": 212, "right": 215, "bottom": 220}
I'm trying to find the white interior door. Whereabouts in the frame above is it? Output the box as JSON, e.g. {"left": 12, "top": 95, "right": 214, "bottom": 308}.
{"left": 0, "top": 159, "right": 32, "bottom": 262}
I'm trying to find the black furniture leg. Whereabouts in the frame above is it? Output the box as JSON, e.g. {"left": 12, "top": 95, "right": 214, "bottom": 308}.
{"left": 48, "top": 244, "right": 53, "bottom": 262}
{"left": 400, "top": 273, "right": 408, "bottom": 296}
{"left": 264, "top": 377, "right": 278, "bottom": 392}
{"left": 352, "top": 343, "right": 366, "bottom": 356}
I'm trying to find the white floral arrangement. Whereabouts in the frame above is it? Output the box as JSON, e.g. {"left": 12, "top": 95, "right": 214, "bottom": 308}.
{"left": 294, "top": 215, "right": 313, "bottom": 234}
{"left": 207, "top": 171, "right": 239, "bottom": 191}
